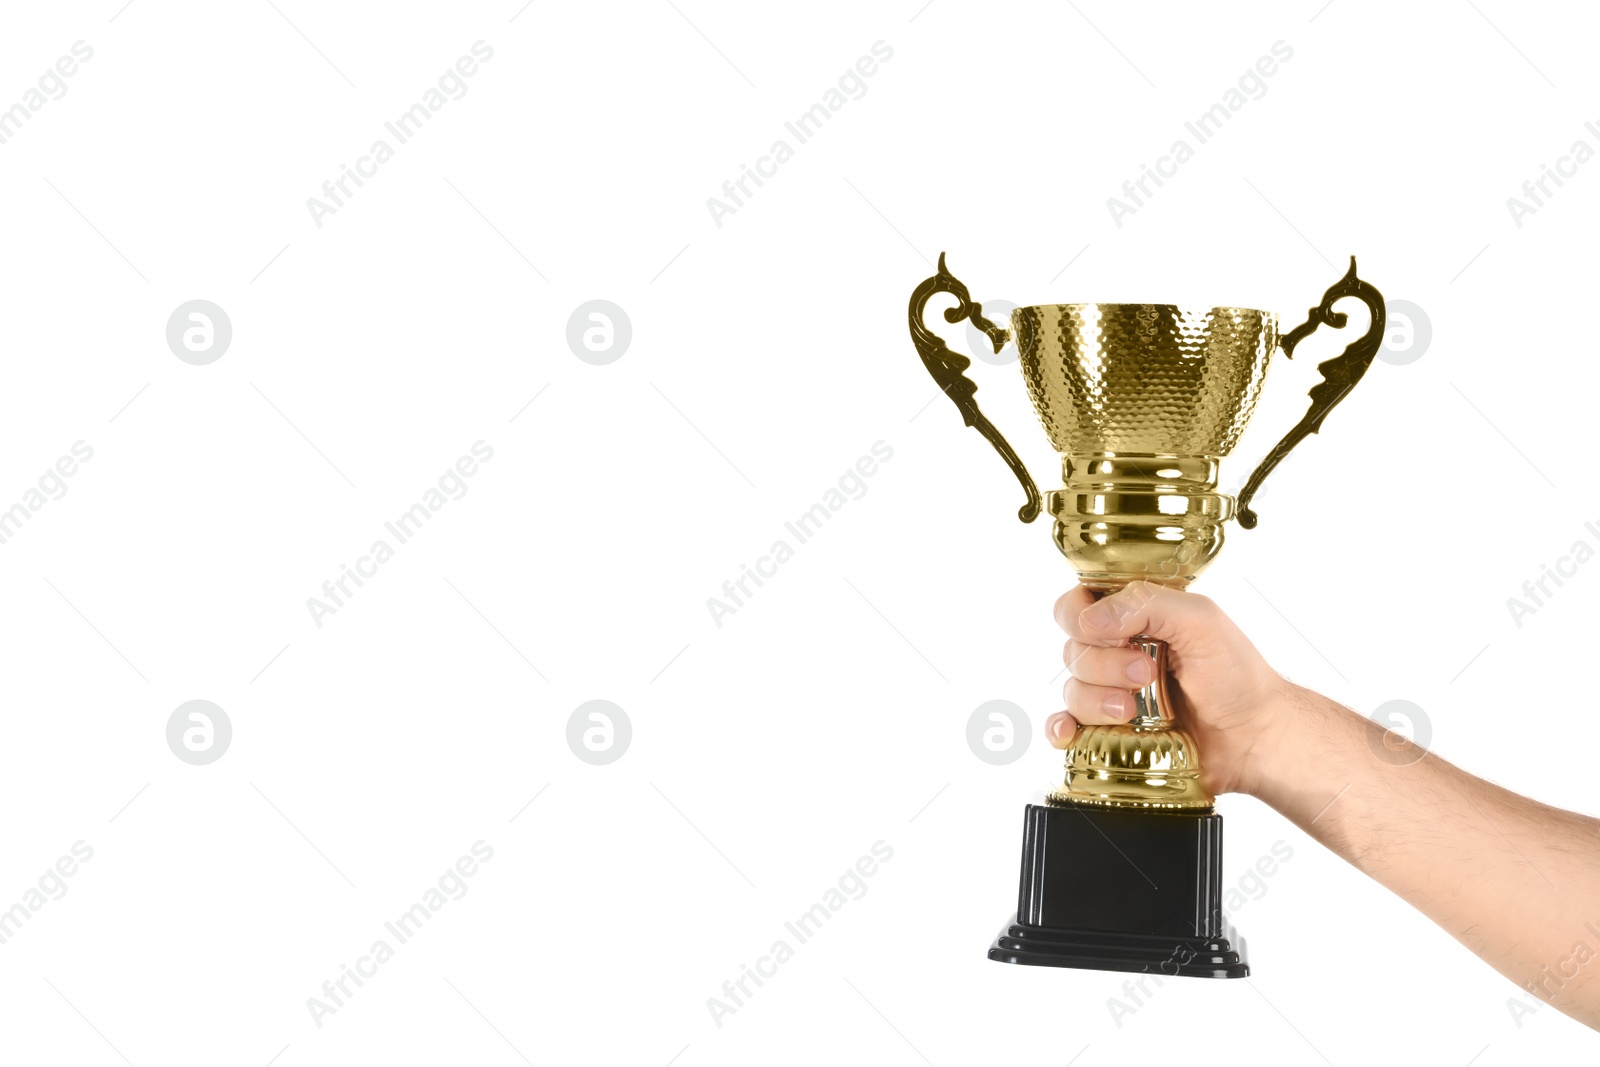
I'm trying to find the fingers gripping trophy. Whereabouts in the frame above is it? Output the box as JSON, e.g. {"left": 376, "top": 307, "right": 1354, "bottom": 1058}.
{"left": 908, "top": 254, "right": 1386, "bottom": 976}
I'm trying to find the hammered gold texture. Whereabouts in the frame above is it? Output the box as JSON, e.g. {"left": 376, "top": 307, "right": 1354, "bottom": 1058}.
{"left": 1013, "top": 304, "right": 1277, "bottom": 456}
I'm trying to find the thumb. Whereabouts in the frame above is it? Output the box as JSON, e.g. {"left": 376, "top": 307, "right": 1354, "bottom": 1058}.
{"left": 1077, "top": 581, "right": 1212, "bottom": 646}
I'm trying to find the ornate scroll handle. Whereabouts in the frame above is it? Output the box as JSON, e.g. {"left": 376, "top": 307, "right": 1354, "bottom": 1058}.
{"left": 1236, "top": 256, "right": 1387, "bottom": 530}
{"left": 908, "top": 253, "right": 1041, "bottom": 523}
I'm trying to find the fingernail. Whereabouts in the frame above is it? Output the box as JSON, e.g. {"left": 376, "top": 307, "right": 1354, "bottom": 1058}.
{"left": 1104, "top": 692, "right": 1127, "bottom": 719}
{"left": 1125, "top": 658, "right": 1150, "bottom": 684}
{"left": 1082, "top": 602, "right": 1113, "bottom": 630}
{"left": 1045, "top": 713, "right": 1071, "bottom": 746}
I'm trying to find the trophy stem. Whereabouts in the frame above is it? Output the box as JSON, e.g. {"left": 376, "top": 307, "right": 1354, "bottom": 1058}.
{"left": 1127, "top": 636, "right": 1173, "bottom": 730}
{"left": 1049, "top": 629, "right": 1213, "bottom": 810}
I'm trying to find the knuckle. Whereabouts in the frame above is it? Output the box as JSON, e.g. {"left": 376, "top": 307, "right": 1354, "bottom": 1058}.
{"left": 1126, "top": 579, "right": 1160, "bottom": 605}
{"left": 1072, "top": 645, "right": 1102, "bottom": 678}
{"left": 1061, "top": 612, "right": 1088, "bottom": 642}
{"left": 1053, "top": 590, "right": 1080, "bottom": 630}
{"left": 1065, "top": 680, "right": 1113, "bottom": 720}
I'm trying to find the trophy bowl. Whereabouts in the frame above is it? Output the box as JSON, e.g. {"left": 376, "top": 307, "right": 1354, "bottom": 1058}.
{"left": 1013, "top": 303, "right": 1277, "bottom": 592}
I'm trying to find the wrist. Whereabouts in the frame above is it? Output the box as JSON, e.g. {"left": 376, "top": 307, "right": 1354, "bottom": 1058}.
{"left": 1235, "top": 678, "right": 1344, "bottom": 804}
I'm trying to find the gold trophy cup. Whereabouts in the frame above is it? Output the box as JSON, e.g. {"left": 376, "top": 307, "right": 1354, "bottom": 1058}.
{"left": 909, "top": 254, "right": 1386, "bottom": 974}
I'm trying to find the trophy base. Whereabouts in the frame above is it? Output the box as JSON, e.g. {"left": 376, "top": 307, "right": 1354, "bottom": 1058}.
{"left": 988, "top": 917, "right": 1248, "bottom": 977}
{"left": 987, "top": 800, "right": 1249, "bottom": 979}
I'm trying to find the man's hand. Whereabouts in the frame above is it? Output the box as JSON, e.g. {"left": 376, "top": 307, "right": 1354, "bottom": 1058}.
{"left": 1046, "top": 580, "right": 1600, "bottom": 1031}
{"left": 1048, "top": 580, "right": 1293, "bottom": 798}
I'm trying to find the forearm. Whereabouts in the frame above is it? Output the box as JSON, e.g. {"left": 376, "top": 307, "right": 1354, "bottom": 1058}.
{"left": 1247, "top": 683, "right": 1600, "bottom": 1028}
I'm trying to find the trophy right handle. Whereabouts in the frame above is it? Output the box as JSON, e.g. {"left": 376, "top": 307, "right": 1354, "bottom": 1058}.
{"left": 1236, "top": 257, "right": 1387, "bottom": 529}
{"left": 908, "top": 253, "right": 1042, "bottom": 523}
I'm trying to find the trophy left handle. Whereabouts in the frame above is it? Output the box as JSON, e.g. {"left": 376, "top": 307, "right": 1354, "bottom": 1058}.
{"left": 1236, "top": 256, "right": 1387, "bottom": 529}
{"left": 908, "top": 253, "right": 1042, "bottom": 523}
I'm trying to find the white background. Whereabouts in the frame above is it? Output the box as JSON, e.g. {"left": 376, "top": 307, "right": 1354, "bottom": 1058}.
{"left": 0, "top": 0, "right": 1595, "bottom": 1063}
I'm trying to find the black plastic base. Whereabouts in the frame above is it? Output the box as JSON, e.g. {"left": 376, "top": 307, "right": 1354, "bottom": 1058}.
{"left": 989, "top": 916, "right": 1248, "bottom": 977}
{"left": 988, "top": 801, "right": 1249, "bottom": 978}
